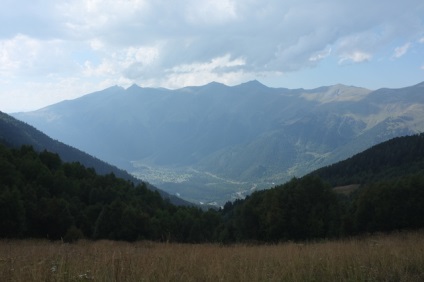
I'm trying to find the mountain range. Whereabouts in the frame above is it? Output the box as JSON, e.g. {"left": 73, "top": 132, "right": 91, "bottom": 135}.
{"left": 12, "top": 80, "right": 424, "bottom": 205}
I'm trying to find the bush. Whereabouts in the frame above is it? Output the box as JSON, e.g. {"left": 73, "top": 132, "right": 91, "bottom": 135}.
{"left": 63, "top": 225, "right": 84, "bottom": 243}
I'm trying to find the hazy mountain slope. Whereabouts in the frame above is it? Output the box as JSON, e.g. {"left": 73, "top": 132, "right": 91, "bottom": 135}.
{"left": 12, "top": 81, "right": 424, "bottom": 205}
{"left": 0, "top": 111, "right": 191, "bottom": 206}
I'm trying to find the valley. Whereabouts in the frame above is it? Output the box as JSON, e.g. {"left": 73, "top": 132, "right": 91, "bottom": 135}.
{"left": 1, "top": 109, "right": 424, "bottom": 244}
{"left": 130, "top": 161, "right": 264, "bottom": 206}
{"left": 12, "top": 80, "right": 424, "bottom": 204}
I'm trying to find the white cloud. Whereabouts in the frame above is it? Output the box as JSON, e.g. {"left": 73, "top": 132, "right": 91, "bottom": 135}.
{"left": 148, "top": 54, "right": 247, "bottom": 88}
{"left": 80, "top": 45, "right": 161, "bottom": 81}
{"left": 0, "top": 34, "right": 40, "bottom": 74}
{"left": 0, "top": 34, "right": 70, "bottom": 77}
{"left": 53, "top": 0, "right": 423, "bottom": 69}
{"left": 309, "top": 46, "right": 332, "bottom": 62}
{"left": 58, "top": 0, "right": 149, "bottom": 40}
{"left": 170, "top": 54, "right": 245, "bottom": 73}
{"left": 89, "top": 38, "right": 104, "bottom": 50}
{"left": 393, "top": 42, "right": 411, "bottom": 58}
{"left": 4, "top": 1, "right": 424, "bottom": 74}
{"left": 125, "top": 46, "right": 160, "bottom": 67}
{"left": 185, "top": 0, "right": 238, "bottom": 25}
{"left": 83, "top": 60, "right": 116, "bottom": 77}
{"left": 1, "top": 0, "right": 424, "bottom": 112}
{"left": 338, "top": 51, "right": 372, "bottom": 64}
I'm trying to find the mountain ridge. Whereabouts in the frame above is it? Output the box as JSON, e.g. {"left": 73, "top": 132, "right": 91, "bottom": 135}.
{"left": 12, "top": 80, "right": 424, "bottom": 204}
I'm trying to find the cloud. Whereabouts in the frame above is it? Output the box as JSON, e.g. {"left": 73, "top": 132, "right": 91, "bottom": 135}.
{"left": 392, "top": 42, "right": 411, "bottom": 58}
{"left": 58, "top": 0, "right": 149, "bottom": 40}
{"left": 169, "top": 54, "right": 245, "bottom": 73}
{"left": 1, "top": 0, "right": 424, "bottom": 112}
{"left": 338, "top": 51, "right": 372, "bottom": 64}
{"left": 4, "top": 2, "right": 424, "bottom": 70}
{"left": 0, "top": 34, "right": 72, "bottom": 77}
{"left": 184, "top": 0, "right": 238, "bottom": 25}
{"left": 83, "top": 60, "right": 116, "bottom": 77}
{"left": 160, "top": 54, "right": 245, "bottom": 87}
{"left": 309, "top": 46, "right": 332, "bottom": 62}
{"left": 50, "top": 0, "right": 424, "bottom": 74}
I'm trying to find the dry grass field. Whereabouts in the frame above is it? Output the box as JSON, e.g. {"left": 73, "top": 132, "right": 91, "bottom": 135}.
{"left": 1, "top": 231, "right": 423, "bottom": 281}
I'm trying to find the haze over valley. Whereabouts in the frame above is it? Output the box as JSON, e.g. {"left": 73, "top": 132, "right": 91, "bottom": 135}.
{"left": 13, "top": 80, "right": 424, "bottom": 205}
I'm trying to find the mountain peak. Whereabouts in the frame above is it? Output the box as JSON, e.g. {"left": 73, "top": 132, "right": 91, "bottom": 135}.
{"left": 239, "top": 80, "right": 267, "bottom": 87}
{"left": 233, "top": 80, "right": 269, "bottom": 91}
{"left": 247, "top": 79, "right": 266, "bottom": 86}
{"left": 127, "top": 83, "right": 141, "bottom": 90}
{"left": 205, "top": 81, "right": 228, "bottom": 87}
{"left": 126, "top": 84, "right": 143, "bottom": 92}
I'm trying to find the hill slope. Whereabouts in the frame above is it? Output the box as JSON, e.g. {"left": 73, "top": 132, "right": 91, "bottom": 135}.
{"left": 309, "top": 133, "right": 424, "bottom": 186}
{"left": 12, "top": 81, "right": 424, "bottom": 205}
{"left": 218, "top": 134, "right": 424, "bottom": 241}
{"left": 0, "top": 111, "right": 190, "bottom": 206}
{"left": 0, "top": 143, "right": 215, "bottom": 241}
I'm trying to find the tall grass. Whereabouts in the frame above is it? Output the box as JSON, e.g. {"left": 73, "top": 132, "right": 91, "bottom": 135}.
{"left": 1, "top": 231, "right": 423, "bottom": 281}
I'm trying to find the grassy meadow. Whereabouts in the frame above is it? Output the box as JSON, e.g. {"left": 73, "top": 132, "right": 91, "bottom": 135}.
{"left": 1, "top": 231, "right": 423, "bottom": 281}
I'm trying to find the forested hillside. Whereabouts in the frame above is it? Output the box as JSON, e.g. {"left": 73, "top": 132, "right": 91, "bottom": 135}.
{"left": 1, "top": 134, "right": 424, "bottom": 242}
{"left": 0, "top": 111, "right": 129, "bottom": 177}
{"left": 217, "top": 173, "right": 424, "bottom": 242}
{"left": 309, "top": 133, "right": 424, "bottom": 186}
{"left": 0, "top": 111, "right": 190, "bottom": 206}
{"left": 0, "top": 144, "right": 218, "bottom": 242}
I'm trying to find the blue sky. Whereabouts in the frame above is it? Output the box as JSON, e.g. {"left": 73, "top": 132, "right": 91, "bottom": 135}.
{"left": 1, "top": 0, "right": 424, "bottom": 112}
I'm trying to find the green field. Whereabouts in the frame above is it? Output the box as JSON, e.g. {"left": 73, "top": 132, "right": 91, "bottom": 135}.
{"left": 1, "top": 231, "right": 423, "bottom": 281}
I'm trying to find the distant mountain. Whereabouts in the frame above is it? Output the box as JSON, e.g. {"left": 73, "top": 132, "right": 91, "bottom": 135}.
{"left": 0, "top": 111, "right": 191, "bottom": 206}
{"left": 12, "top": 81, "right": 424, "bottom": 205}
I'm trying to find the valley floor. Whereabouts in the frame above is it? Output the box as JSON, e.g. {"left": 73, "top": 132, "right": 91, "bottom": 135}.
{"left": 1, "top": 231, "right": 424, "bottom": 281}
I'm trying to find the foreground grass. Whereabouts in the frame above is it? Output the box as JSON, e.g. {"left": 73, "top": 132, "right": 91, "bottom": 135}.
{"left": 1, "top": 231, "right": 424, "bottom": 281}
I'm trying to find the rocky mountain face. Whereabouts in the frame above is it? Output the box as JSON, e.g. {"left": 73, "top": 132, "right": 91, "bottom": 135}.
{"left": 13, "top": 81, "right": 424, "bottom": 205}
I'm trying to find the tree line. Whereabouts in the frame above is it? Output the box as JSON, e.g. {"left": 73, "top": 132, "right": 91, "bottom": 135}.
{"left": 1, "top": 143, "right": 423, "bottom": 243}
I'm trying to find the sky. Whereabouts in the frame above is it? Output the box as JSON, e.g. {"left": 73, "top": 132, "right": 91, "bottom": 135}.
{"left": 1, "top": 0, "right": 424, "bottom": 113}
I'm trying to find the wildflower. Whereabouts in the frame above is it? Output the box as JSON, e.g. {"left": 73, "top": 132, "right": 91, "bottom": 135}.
{"left": 51, "top": 265, "right": 57, "bottom": 273}
{"left": 78, "top": 270, "right": 94, "bottom": 280}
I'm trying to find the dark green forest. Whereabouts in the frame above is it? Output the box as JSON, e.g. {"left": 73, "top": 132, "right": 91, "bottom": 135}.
{"left": 309, "top": 134, "right": 424, "bottom": 186}
{"left": 1, "top": 133, "right": 424, "bottom": 243}
{"left": 0, "top": 144, "right": 221, "bottom": 242}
